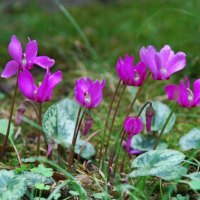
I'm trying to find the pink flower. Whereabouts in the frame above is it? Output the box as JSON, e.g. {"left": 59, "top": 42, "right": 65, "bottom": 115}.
{"left": 1, "top": 35, "right": 55, "bottom": 78}
{"left": 18, "top": 69, "right": 62, "bottom": 103}
{"left": 116, "top": 55, "right": 146, "bottom": 86}
{"left": 124, "top": 116, "right": 143, "bottom": 136}
{"left": 140, "top": 45, "right": 186, "bottom": 80}
{"left": 165, "top": 76, "right": 200, "bottom": 107}
{"left": 123, "top": 136, "right": 142, "bottom": 155}
{"left": 74, "top": 77, "right": 106, "bottom": 109}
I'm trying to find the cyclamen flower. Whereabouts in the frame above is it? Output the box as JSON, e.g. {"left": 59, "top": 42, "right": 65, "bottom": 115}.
{"left": 124, "top": 116, "right": 143, "bottom": 135}
{"left": 165, "top": 76, "right": 200, "bottom": 107}
{"left": 18, "top": 69, "right": 62, "bottom": 103}
{"left": 1, "top": 35, "right": 55, "bottom": 78}
{"left": 116, "top": 55, "right": 146, "bottom": 86}
{"left": 74, "top": 77, "right": 106, "bottom": 109}
{"left": 140, "top": 45, "right": 186, "bottom": 80}
{"left": 81, "top": 114, "right": 93, "bottom": 136}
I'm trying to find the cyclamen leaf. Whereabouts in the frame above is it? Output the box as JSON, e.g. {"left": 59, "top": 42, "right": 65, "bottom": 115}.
{"left": 185, "top": 172, "right": 200, "bottom": 181}
{"left": 129, "top": 149, "right": 186, "bottom": 181}
{"left": 42, "top": 98, "right": 96, "bottom": 159}
{"left": 0, "top": 119, "right": 15, "bottom": 139}
{"left": 131, "top": 134, "right": 168, "bottom": 151}
{"left": 31, "top": 164, "right": 53, "bottom": 177}
{"left": 0, "top": 170, "right": 26, "bottom": 200}
{"left": 141, "top": 101, "right": 176, "bottom": 134}
{"left": 179, "top": 128, "right": 200, "bottom": 151}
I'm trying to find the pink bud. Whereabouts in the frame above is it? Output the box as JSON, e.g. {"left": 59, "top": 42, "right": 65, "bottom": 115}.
{"left": 81, "top": 114, "right": 93, "bottom": 136}
{"left": 17, "top": 103, "right": 26, "bottom": 125}
{"left": 145, "top": 103, "right": 155, "bottom": 132}
{"left": 47, "top": 139, "right": 55, "bottom": 157}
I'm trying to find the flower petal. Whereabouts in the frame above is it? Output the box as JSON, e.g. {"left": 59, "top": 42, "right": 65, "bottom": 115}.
{"left": 34, "top": 56, "right": 55, "bottom": 69}
{"left": 18, "top": 70, "right": 36, "bottom": 100}
{"left": 8, "top": 35, "right": 22, "bottom": 64}
{"left": 165, "top": 84, "right": 179, "bottom": 101}
{"left": 25, "top": 40, "right": 38, "bottom": 63}
{"left": 166, "top": 52, "right": 186, "bottom": 76}
{"left": 1, "top": 60, "right": 19, "bottom": 78}
{"left": 179, "top": 80, "right": 189, "bottom": 107}
{"left": 37, "top": 70, "right": 62, "bottom": 102}
{"left": 193, "top": 79, "right": 200, "bottom": 106}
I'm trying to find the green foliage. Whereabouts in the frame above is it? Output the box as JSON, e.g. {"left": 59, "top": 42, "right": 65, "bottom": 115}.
{"left": 188, "top": 180, "right": 200, "bottom": 190}
{"left": 131, "top": 134, "right": 168, "bottom": 151}
{"left": 129, "top": 149, "right": 187, "bottom": 181}
{"left": 172, "top": 194, "right": 189, "bottom": 200}
{"left": 0, "top": 170, "right": 26, "bottom": 200}
{"left": 23, "top": 171, "right": 55, "bottom": 188}
{"left": 31, "top": 164, "right": 54, "bottom": 178}
{"left": 179, "top": 128, "right": 200, "bottom": 151}
{"left": 186, "top": 172, "right": 200, "bottom": 181}
{"left": 35, "top": 183, "right": 51, "bottom": 190}
{"left": 42, "top": 98, "right": 95, "bottom": 159}
{"left": 0, "top": 118, "right": 15, "bottom": 139}
{"left": 141, "top": 101, "right": 176, "bottom": 134}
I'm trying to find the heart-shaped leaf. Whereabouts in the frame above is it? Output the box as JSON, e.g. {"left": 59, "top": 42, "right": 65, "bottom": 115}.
{"left": 0, "top": 170, "right": 26, "bottom": 200}
{"left": 141, "top": 101, "right": 176, "bottom": 134}
{"left": 42, "top": 98, "right": 96, "bottom": 159}
{"left": 179, "top": 128, "right": 200, "bottom": 151}
{"left": 185, "top": 172, "right": 200, "bottom": 181}
{"left": 129, "top": 149, "right": 186, "bottom": 181}
{"left": 131, "top": 134, "right": 168, "bottom": 151}
{"left": 23, "top": 171, "right": 55, "bottom": 188}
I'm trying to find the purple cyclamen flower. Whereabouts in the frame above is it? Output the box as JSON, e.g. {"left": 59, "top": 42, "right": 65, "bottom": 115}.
{"left": 74, "top": 77, "right": 106, "bottom": 109}
{"left": 123, "top": 136, "right": 142, "bottom": 155}
{"left": 165, "top": 76, "right": 200, "bottom": 107}
{"left": 116, "top": 55, "right": 146, "bottom": 86}
{"left": 124, "top": 116, "right": 143, "bottom": 136}
{"left": 1, "top": 35, "right": 55, "bottom": 78}
{"left": 18, "top": 69, "right": 62, "bottom": 103}
{"left": 140, "top": 45, "right": 186, "bottom": 80}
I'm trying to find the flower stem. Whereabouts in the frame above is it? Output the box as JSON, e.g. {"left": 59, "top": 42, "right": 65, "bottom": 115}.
{"left": 127, "top": 71, "right": 151, "bottom": 114}
{"left": 136, "top": 102, "right": 152, "bottom": 118}
{"left": 68, "top": 108, "right": 87, "bottom": 170}
{"left": 1, "top": 71, "right": 19, "bottom": 156}
{"left": 37, "top": 103, "right": 42, "bottom": 156}
{"left": 104, "top": 84, "right": 127, "bottom": 156}
{"left": 153, "top": 103, "right": 178, "bottom": 150}
{"left": 99, "top": 80, "right": 121, "bottom": 166}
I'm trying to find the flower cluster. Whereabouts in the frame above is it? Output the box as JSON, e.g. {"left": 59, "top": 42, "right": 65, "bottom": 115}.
{"left": 1, "top": 35, "right": 62, "bottom": 102}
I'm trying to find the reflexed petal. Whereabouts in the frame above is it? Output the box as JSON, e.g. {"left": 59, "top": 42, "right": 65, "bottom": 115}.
{"left": 179, "top": 80, "right": 189, "bottom": 107}
{"left": 166, "top": 52, "right": 186, "bottom": 76}
{"left": 25, "top": 40, "right": 38, "bottom": 63}
{"left": 193, "top": 79, "right": 200, "bottom": 106}
{"left": 8, "top": 35, "right": 22, "bottom": 64}
{"left": 165, "top": 85, "right": 179, "bottom": 101}
{"left": 160, "top": 45, "right": 173, "bottom": 67}
{"left": 140, "top": 45, "right": 157, "bottom": 75}
{"left": 18, "top": 70, "right": 36, "bottom": 100}
{"left": 37, "top": 70, "right": 62, "bottom": 102}
{"left": 1, "top": 60, "right": 19, "bottom": 78}
{"left": 34, "top": 56, "right": 55, "bottom": 69}
{"left": 133, "top": 117, "right": 143, "bottom": 134}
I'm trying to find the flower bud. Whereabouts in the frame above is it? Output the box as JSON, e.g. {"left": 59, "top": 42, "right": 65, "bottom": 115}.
{"left": 17, "top": 103, "right": 26, "bottom": 125}
{"left": 81, "top": 113, "right": 93, "bottom": 136}
{"left": 145, "top": 103, "right": 155, "bottom": 132}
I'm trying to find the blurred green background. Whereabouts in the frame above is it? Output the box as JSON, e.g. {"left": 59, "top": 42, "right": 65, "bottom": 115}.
{"left": 0, "top": 0, "right": 200, "bottom": 149}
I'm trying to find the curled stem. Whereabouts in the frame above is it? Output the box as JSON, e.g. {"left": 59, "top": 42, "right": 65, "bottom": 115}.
{"left": 153, "top": 103, "right": 178, "bottom": 150}
{"left": 136, "top": 101, "right": 152, "bottom": 118}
